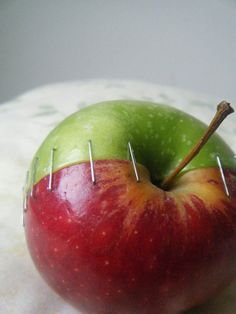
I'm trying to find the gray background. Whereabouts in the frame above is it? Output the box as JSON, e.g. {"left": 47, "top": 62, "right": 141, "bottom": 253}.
{"left": 0, "top": 0, "right": 236, "bottom": 103}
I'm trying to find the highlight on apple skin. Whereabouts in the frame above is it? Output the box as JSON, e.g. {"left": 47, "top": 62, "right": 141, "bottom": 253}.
{"left": 23, "top": 100, "right": 236, "bottom": 314}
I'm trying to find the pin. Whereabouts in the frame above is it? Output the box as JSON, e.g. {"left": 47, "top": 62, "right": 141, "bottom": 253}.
{"left": 23, "top": 170, "right": 29, "bottom": 212}
{"left": 48, "top": 147, "right": 56, "bottom": 191}
{"left": 128, "top": 142, "right": 140, "bottom": 182}
{"left": 22, "top": 211, "right": 25, "bottom": 227}
{"left": 88, "top": 140, "right": 96, "bottom": 184}
{"left": 216, "top": 155, "right": 230, "bottom": 197}
{"left": 22, "top": 170, "right": 29, "bottom": 227}
{"left": 30, "top": 157, "right": 39, "bottom": 198}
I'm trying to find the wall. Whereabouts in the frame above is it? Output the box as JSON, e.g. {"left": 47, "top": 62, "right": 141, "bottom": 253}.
{"left": 0, "top": 0, "right": 236, "bottom": 103}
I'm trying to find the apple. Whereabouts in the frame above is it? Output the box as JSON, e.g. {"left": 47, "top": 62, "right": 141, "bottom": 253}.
{"left": 24, "top": 100, "right": 236, "bottom": 314}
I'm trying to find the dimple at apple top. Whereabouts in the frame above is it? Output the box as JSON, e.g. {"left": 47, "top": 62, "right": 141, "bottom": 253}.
{"left": 0, "top": 80, "right": 236, "bottom": 314}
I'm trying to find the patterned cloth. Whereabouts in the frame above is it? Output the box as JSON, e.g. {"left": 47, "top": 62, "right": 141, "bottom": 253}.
{"left": 0, "top": 80, "right": 235, "bottom": 314}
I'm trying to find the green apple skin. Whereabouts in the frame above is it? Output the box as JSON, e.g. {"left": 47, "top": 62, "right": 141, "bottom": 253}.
{"left": 24, "top": 100, "right": 236, "bottom": 314}
{"left": 30, "top": 100, "right": 235, "bottom": 185}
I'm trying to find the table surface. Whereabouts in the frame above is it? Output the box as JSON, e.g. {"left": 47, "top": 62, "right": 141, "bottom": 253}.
{"left": 0, "top": 80, "right": 236, "bottom": 314}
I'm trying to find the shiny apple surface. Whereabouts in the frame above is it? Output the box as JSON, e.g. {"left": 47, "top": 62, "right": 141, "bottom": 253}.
{"left": 25, "top": 160, "right": 236, "bottom": 314}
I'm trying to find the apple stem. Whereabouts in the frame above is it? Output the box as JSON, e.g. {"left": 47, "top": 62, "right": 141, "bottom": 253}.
{"left": 161, "top": 101, "right": 234, "bottom": 189}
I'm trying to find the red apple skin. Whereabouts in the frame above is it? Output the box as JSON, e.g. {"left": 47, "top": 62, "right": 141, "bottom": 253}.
{"left": 24, "top": 160, "right": 236, "bottom": 314}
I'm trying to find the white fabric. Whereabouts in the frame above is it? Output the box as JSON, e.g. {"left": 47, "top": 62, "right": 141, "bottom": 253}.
{"left": 0, "top": 80, "right": 235, "bottom": 314}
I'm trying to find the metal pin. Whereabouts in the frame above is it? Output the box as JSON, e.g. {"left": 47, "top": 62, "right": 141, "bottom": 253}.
{"left": 48, "top": 147, "right": 56, "bottom": 191}
{"left": 22, "top": 170, "right": 29, "bottom": 227}
{"left": 128, "top": 142, "right": 140, "bottom": 182}
{"left": 30, "top": 157, "right": 39, "bottom": 197}
{"left": 23, "top": 170, "right": 29, "bottom": 212}
{"left": 216, "top": 155, "right": 230, "bottom": 197}
{"left": 88, "top": 140, "right": 96, "bottom": 184}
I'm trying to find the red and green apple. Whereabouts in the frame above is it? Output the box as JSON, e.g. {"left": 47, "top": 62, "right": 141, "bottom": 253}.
{"left": 24, "top": 100, "right": 236, "bottom": 314}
